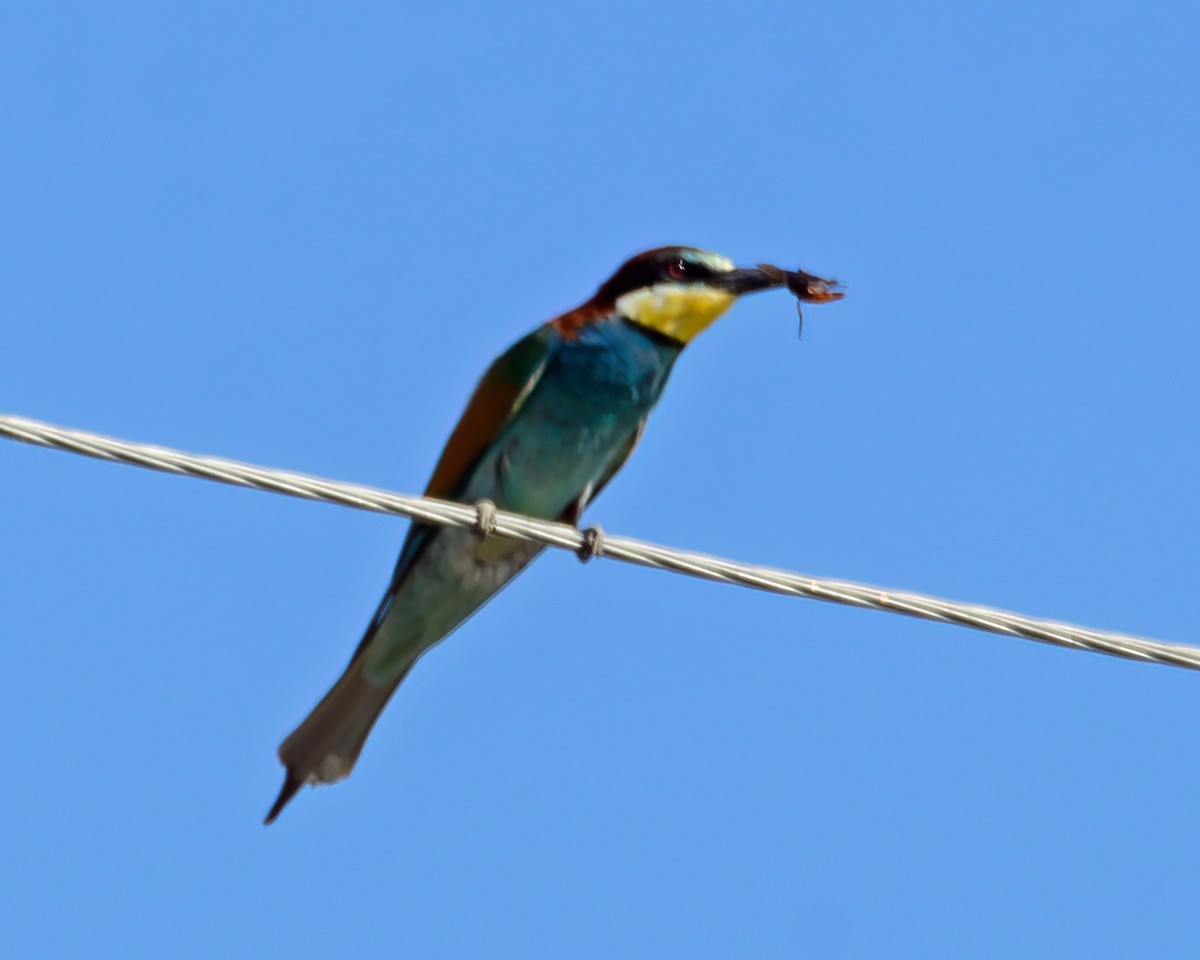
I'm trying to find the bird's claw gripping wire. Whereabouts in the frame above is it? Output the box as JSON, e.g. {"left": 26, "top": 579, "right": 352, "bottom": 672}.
{"left": 576, "top": 525, "right": 606, "bottom": 564}
{"left": 473, "top": 499, "right": 498, "bottom": 539}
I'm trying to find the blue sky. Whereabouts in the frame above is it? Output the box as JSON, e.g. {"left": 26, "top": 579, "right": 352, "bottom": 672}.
{"left": 2, "top": 2, "right": 1197, "bottom": 957}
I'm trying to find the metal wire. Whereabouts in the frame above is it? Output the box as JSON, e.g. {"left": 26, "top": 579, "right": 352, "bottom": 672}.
{"left": 2, "top": 412, "right": 1195, "bottom": 670}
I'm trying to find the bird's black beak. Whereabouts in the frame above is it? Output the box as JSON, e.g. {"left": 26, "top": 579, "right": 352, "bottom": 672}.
{"left": 721, "top": 266, "right": 785, "bottom": 294}
{"left": 722, "top": 264, "right": 846, "bottom": 303}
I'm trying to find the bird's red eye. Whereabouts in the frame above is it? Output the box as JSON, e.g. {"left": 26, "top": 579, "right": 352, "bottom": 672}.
{"left": 667, "top": 259, "right": 687, "bottom": 280}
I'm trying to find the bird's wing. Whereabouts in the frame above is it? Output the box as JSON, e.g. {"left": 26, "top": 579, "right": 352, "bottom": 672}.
{"left": 424, "top": 326, "right": 555, "bottom": 502}
{"left": 381, "top": 324, "right": 555, "bottom": 595}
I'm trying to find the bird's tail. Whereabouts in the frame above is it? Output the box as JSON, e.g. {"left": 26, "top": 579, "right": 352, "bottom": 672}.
{"left": 264, "top": 652, "right": 413, "bottom": 825}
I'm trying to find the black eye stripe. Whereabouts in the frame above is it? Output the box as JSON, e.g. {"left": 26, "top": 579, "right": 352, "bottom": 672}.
{"left": 596, "top": 249, "right": 717, "bottom": 301}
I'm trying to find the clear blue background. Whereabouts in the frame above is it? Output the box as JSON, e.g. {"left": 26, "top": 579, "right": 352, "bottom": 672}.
{"left": 2, "top": 3, "right": 1197, "bottom": 957}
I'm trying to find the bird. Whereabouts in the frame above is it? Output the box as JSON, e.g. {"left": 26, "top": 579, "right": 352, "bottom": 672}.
{"left": 265, "top": 245, "right": 843, "bottom": 823}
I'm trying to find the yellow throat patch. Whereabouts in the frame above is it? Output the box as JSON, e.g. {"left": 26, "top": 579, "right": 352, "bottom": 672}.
{"left": 615, "top": 283, "right": 736, "bottom": 343}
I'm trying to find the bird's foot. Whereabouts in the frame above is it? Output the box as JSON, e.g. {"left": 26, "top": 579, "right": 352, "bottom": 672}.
{"left": 473, "top": 499, "right": 498, "bottom": 539}
{"left": 576, "top": 525, "right": 605, "bottom": 564}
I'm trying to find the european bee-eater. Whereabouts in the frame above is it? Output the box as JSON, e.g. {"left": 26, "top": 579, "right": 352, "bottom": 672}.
{"left": 266, "top": 246, "right": 843, "bottom": 823}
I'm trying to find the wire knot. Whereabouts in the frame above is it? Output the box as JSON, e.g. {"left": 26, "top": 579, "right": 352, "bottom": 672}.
{"left": 473, "top": 499, "right": 498, "bottom": 539}
{"left": 577, "top": 525, "right": 605, "bottom": 564}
